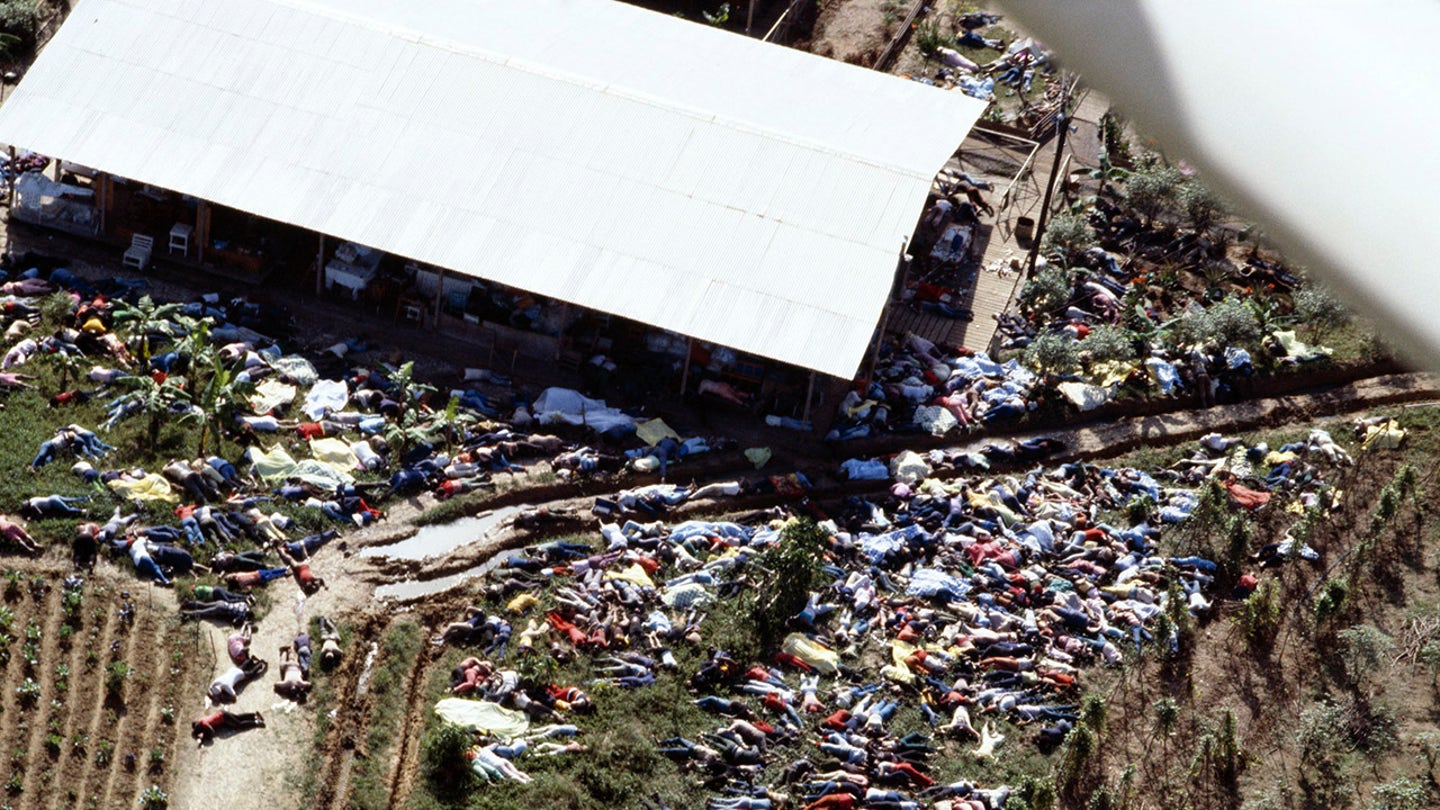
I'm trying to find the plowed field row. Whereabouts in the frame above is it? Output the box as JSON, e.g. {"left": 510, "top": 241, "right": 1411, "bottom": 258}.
{"left": 0, "top": 568, "right": 207, "bottom": 810}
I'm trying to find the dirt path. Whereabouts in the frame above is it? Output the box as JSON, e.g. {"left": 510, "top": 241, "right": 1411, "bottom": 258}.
{"left": 805, "top": 0, "right": 901, "bottom": 65}
{"left": 160, "top": 369, "right": 1440, "bottom": 808}
{"left": 168, "top": 572, "right": 374, "bottom": 810}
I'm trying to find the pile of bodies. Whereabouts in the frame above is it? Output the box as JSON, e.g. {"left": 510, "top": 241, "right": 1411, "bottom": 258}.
{"left": 426, "top": 430, "right": 1357, "bottom": 806}
{"left": 829, "top": 335, "right": 1037, "bottom": 441}
{"left": 993, "top": 247, "right": 1334, "bottom": 411}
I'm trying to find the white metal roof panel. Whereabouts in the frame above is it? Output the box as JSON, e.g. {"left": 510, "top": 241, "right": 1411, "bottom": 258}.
{"left": 0, "top": 0, "right": 986, "bottom": 377}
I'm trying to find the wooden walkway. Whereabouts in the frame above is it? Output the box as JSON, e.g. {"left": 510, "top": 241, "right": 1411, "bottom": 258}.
{"left": 883, "top": 88, "right": 1111, "bottom": 355}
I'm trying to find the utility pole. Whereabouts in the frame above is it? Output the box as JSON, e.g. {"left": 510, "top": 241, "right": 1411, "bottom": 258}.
{"left": 1025, "top": 77, "right": 1072, "bottom": 277}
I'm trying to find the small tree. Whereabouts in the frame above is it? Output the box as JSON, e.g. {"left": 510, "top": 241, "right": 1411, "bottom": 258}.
{"left": 1024, "top": 332, "right": 1081, "bottom": 378}
{"left": 422, "top": 722, "right": 474, "bottom": 797}
{"left": 750, "top": 518, "right": 827, "bottom": 653}
{"left": 111, "top": 296, "right": 185, "bottom": 368}
{"left": 1293, "top": 281, "right": 1351, "bottom": 334}
{"left": 1040, "top": 212, "right": 1097, "bottom": 265}
{"left": 1019, "top": 267, "right": 1072, "bottom": 317}
{"left": 1337, "top": 624, "right": 1394, "bottom": 694}
{"left": 1080, "top": 323, "right": 1136, "bottom": 364}
{"left": 1179, "top": 181, "right": 1222, "bottom": 232}
{"left": 107, "top": 375, "right": 192, "bottom": 450}
{"left": 1124, "top": 160, "right": 1183, "bottom": 228}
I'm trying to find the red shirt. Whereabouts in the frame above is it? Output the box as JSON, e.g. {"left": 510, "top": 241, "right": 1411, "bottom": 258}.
{"left": 196, "top": 711, "right": 225, "bottom": 733}
{"left": 297, "top": 423, "right": 325, "bottom": 439}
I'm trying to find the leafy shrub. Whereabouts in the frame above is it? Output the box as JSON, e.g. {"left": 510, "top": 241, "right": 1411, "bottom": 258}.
{"left": 1336, "top": 624, "right": 1394, "bottom": 690}
{"left": 1179, "top": 181, "right": 1222, "bottom": 230}
{"left": 421, "top": 722, "right": 472, "bottom": 797}
{"left": 105, "top": 662, "right": 133, "bottom": 698}
{"left": 1041, "top": 212, "right": 1097, "bottom": 264}
{"left": 1020, "top": 267, "right": 1072, "bottom": 316}
{"left": 1367, "top": 778, "right": 1430, "bottom": 810}
{"left": 1293, "top": 282, "right": 1350, "bottom": 332}
{"left": 1124, "top": 160, "right": 1183, "bottom": 225}
{"left": 1024, "top": 332, "right": 1081, "bottom": 377}
{"left": 0, "top": 0, "right": 39, "bottom": 37}
{"left": 1080, "top": 324, "right": 1136, "bottom": 363}
{"left": 1176, "top": 296, "right": 1261, "bottom": 348}
{"left": 139, "top": 784, "right": 169, "bottom": 809}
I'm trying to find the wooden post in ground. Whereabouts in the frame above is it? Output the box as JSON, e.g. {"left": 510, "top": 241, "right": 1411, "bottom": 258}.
{"left": 1026, "top": 79, "right": 1071, "bottom": 277}
{"left": 802, "top": 371, "right": 817, "bottom": 428}
{"left": 432, "top": 265, "right": 446, "bottom": 332}
{"left": 196, "top": 200, "right": 210, "bottom": 263}
{"left": 679, "top": 337, "right": 693, "bottom": 396}
{"left": 314, "top": 233, "right": 325, "bottom": 295}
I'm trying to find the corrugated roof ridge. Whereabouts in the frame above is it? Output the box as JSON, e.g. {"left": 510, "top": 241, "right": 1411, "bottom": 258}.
{"left": 256, "top": 0, "right": 936, "bottom": 181}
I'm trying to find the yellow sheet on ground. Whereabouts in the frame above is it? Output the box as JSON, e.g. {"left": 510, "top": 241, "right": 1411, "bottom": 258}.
{"left": 781, "top": 633, "right": 839, "bottom": 674}
{"left": 434, "top": 698, "right": 530, "bottom": 739}
{"left": 635, "top": 418, "right": 681, "bottom": 447}
{"left": 310, "top": 437, "right": 359, "bottom": 472}
{"left": 250, "top": 444, "right": 298, "bottom": 480}
{"left": 1090, "top": 360, "right": 1138, "bottom": 389}
{"left": 1362, "top": 419, "right": 1405, "bottom": 450}
{"left": 249, "top": 380, "right": 296, "bottom": 414}
{"left": 606, "top": 563, "right": 655, "bottom": 589}
{"left": 1273, "top": 330, "right": 1332, "bottom": 360}
{"left": 884, "top": 639, "right": 919, "bottom": 685}
{"left": 107, "top": 473, "right": 177, "bottom": 503}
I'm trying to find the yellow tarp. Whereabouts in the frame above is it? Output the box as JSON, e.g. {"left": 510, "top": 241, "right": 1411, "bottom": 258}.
{"left": 605, "top": 563, "right": 655, "bottom": 589}
{"left": 1362, "top": 419, "right": 1405, "bottom": 451}
{"left": 433, "top": 698, "right": 530, "bottom": 739}
{"left": 107, "top": 473, "right": 177, "bottom": 503}
{"left": 310, "top": 437, "right": 359, "bottom": 472}
{"left": 635, "top": 418, "right": 681, "bottom": 447}
{"left": 781, "top": 633, "right": 839, "bottom": 674}
{"left": 250, "top": 444, "right": 299, "bottom": 480}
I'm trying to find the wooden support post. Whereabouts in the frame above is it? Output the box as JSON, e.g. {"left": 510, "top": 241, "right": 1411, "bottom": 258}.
{"left": 679, "top": 337, "right": 693, "bottom": 396}
{"left": 96, "top": 173, "right": 107, "bottom": 234}
{"left": 746, "top": 0, "right": 756, "bottom": 34}
{"left": 802, "top": 371, "right": 817, "bottom": 428}
{"left": 555, "top": 302, "right": 570, "bottom": 359}
{"left": 314, "top": 233, "right": 325, "bottom": 296}
{"left": 196, "top": 199, "right": 210, "bottom": 263}
{"left": 432, "top": 265, "right": 446, "bottom": 332}
{"left": 1026, "top": 79, "right": 1071, "bottom": 277}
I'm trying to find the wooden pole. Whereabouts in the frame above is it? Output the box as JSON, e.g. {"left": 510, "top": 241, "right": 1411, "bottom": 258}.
{"left": 679, "top": 337, "right": 693, "bottom": 396}
{"left": 1025, "top": 79, "right": 1071, "bottom": 277}
{"left": 432, "top": 265, "right": 445, "bottom": 332}
{"left": 802, "top": 371, "right": 817, "bottom": 428}
{"left": 196, "top": 199, "right": 209, "bottom": 263}
{"left": 555, "top": 302, "right": 570, "bottom": 360}
{"left": 314, "top": 233, "right": 325, "bottom": 295}
{"left": 96, "top": 173, "right": 107, "bottom": 234}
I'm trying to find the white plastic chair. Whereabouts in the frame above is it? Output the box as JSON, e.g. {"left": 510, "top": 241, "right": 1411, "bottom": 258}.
{"left": 122, "top": 234, "right": 154, "bottom": 271}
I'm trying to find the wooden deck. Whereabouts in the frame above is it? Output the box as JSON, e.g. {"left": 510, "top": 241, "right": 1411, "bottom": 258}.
{"left": 883, "top": 89, "right": 1111, "bottom": 356}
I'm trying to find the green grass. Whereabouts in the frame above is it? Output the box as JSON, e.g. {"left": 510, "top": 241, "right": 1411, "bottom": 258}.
{"left": 293, "top": 616, "right": 353, "bottom": 805}
{"left": 351, "top": 619, "right": 424, "bottom": 810}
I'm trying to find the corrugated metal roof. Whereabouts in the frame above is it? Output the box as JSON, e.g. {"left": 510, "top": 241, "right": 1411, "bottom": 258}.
{"left": 0, "top": 0, "right": 986, "bottom": 378}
